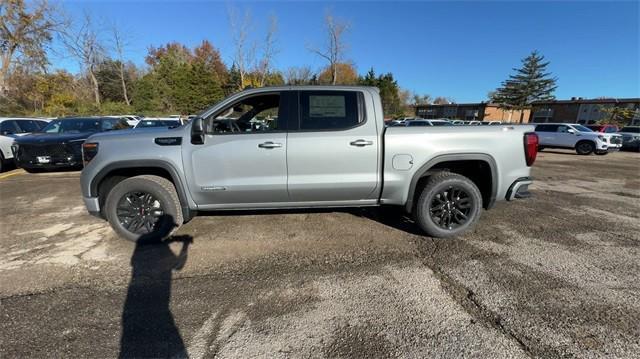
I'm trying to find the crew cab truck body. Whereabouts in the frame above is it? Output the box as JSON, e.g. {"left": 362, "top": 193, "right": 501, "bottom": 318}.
{"left": 80, "top": 86, "right": 537, "bottom": 241}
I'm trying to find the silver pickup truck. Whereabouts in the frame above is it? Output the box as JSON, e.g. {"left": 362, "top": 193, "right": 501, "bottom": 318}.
{"left": 80, "top": 86, "right": 538, "bottom": 242}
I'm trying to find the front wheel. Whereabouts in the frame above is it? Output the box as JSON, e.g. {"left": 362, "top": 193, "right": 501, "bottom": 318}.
{"left": 105, "top": 175, "right": 183, "bottom": 243}
{"left": 415, "top": 172, "right": 483, "bottom": 238}
{"left": 575, "top": 141, "right": 595, "bottom": 155}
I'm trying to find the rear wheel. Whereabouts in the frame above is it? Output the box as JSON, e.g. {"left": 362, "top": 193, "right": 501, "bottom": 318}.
{"left": 105, "top": 175, "right": 183, "bottom": 243}
{"left": 575, "top": 141, "right": 595, "bottom": 155}
{"left": 415, "top": 172, "right": 483, "bottom": 238}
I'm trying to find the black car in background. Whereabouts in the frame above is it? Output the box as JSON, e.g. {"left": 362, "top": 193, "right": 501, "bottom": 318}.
{"left": 12, "top": 117, "right": 130, "bottom": 172}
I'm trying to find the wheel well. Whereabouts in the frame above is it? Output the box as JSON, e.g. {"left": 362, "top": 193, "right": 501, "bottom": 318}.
{"left": 576, "top": 139, "right": 595, "bottom": 146}
{"left": 96, "top": 167, "right": 176, "bottom": 213}
{"left": 410, "top": 160, "right": 493, "bottom": 212}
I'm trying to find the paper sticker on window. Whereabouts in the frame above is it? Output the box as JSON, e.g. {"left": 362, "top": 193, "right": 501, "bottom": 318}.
{"left": 309, "top": 96, "right": 346, "bottom": 117}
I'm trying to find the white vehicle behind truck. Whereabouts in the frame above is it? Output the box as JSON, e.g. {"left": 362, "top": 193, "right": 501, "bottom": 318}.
{"left": 535, "top": 123, "right": 622, "bottom": 155}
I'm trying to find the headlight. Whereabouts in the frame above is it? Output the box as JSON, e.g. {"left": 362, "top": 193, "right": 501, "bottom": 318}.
{"left": 82, "top": 142, "right": 99, "bottom": 165}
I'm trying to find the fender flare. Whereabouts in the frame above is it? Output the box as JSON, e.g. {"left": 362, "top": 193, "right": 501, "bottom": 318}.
{"left": 404, "top": 153, "right": 498, "bottom": 212}
{"left": 90, "top": 160, "right": 195, "bottom": 220}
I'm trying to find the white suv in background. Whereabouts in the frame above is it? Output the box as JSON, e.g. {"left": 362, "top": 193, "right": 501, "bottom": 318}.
{"left": 535, "top": 123, "right": 622, "bottom": 155}
{"left": 0, "top": 118, "right": 51, "bottom": 172}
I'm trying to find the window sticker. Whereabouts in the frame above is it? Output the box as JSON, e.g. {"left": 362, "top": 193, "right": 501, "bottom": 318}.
{"left": 309, "top": 96, "right": 346, "bottom": 117}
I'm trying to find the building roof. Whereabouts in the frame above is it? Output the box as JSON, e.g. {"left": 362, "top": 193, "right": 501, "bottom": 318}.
{"left": 531, "top": 98, "right": 640, "bottom": 105}
{"left": 415, "top": 102, "right": 503, "bottom": 108}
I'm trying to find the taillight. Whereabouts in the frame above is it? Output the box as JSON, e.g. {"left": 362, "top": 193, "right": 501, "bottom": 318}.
{"left": 82, "top": 142, "right": 99, "bottom": 166}
{"left": 524, "top": 132, "right": 538, "bottom": 167}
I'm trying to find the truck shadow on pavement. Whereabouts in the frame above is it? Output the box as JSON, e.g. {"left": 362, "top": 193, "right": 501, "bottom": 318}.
{"left": 197, "top": 206, "right": 424, "bottom": 236}
{"left": 119, "top": 232, "right": 193, "bottom": 359}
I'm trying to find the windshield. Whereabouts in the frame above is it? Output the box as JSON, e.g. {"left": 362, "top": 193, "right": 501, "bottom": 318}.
{"left": 137, "top": 120, "right": 181, "bottom": 128}
{"left": 620, "top": 127, "right": 640, "bottom": 133}
{"left": 572, "top": 125, "right": 593, "bottom": 132}
{"left": 42, "top": 119, "right": 101, "bottom": 134}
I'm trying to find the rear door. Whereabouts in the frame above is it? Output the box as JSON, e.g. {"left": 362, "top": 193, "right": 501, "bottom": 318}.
{"left": 286, "top": 90, "right": 379, "bottom": 203}
{"left": 536, "top": 124, "right": 559, "bottom": 146}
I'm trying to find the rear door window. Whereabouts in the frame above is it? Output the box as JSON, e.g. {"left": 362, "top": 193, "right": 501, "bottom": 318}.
{"left": 535, "top": 124, "right": 558, "bottom": 132}
{"left": 15, "top": 120, "right": 41, "bottom": 133}
{"left": 0, "top": 120, "right": 19, "bottom": 135}
{"left": 298, "top": 91, "right": 363, "bottom": 130}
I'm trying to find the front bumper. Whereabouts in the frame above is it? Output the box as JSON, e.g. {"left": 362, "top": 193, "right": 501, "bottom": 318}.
{"left": 506, "top": 177, "right": 533, "bottom": 201}
{"left": 83, "top": 196, "right": 103, "bottom": 218}
{"left": 13, "top": 143, "right": 83, "bottom": 169}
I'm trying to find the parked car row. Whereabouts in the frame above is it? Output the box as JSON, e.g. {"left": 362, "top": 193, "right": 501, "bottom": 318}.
{"left": 1, "top": 114, "right": 637, "bottom": 174}
{"left": 386, "top": 117, "right": 504, "bottom": 127}
{"left": 1, "top": 116, "right": 187, "bottom": 173}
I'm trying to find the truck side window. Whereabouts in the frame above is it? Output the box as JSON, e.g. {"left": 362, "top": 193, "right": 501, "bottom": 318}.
{"left": 209, "top": 93, "right": 282, "bottom": 134}
{"left": 299, "top": 91, "right": 362, "bottom": 130}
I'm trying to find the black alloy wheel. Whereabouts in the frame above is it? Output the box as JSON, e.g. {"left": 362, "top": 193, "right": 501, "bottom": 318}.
{"left": 429, "top": 186, "right": 473, "bottom": 230}
{"left": 576, "top": 141, "right": 595, "bottom": 155}
{"left": 117, "top": 191, "right": 164, "bottom": 234}
{"left": 415, "top": 171, "right": 483, "bottom": 238}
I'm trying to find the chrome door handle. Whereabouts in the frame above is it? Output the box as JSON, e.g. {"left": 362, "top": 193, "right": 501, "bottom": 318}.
{"left": 258, "top": 141, "right": 282, "bottom": 149}
{"left": 350, "top": 139, "right": 373, "bottom": 147}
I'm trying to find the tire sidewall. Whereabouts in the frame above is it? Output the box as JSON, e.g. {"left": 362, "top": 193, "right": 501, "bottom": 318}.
{"left": 576, "top": 141, "right": 595, "bottom": 155}
{"left": 105, "top": 178, "right": 180, "bottom": 243}
{"left": 416, "top": 175, "right": 483, "bottom": 238}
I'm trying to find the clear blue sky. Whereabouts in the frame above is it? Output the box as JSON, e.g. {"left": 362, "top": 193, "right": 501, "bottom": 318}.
{"left": 53, "top": 0, "right": 640, "bottom": 103}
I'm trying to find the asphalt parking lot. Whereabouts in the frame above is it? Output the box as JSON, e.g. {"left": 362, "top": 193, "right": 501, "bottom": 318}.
{"left": 1, "top": 150, "right": 639, "bottom": 358}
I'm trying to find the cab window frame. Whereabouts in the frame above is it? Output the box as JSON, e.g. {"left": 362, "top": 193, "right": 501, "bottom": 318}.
{"left": 291, "top": 90, "right": 367, "bottom": 132}
{"left": 204, "top": 91, "right": 290, "bottom": 135}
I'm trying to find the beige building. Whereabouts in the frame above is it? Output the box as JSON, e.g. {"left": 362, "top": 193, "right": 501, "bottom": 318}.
{"left": 530, "top": 98, "right": 640, "bottom": 124}
{"left": 415, "top": 103, "right": 530, "bottom": 123}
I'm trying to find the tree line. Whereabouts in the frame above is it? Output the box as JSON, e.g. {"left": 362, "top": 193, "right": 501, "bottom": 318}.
{"left": 5, "top": 1, "right": 591, "bottom": 123}
{"left": 1, "top": 0, "right": 441, "bottom": 118}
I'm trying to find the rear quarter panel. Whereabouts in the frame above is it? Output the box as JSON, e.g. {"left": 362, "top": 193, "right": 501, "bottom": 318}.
{"left": 381, "top": 125, "right": 535, "bottom": 205}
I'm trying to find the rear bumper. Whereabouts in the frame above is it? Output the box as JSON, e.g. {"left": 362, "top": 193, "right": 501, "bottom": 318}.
{"left": 506, "top": 177, "right": 533, "bottom": 201}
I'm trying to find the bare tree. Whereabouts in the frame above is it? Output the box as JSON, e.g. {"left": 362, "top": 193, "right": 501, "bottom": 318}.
{"left": 308, "top": 12, "right": 350, "bottom": 85}
{"left": 228, "top": 6, "right": 254, "bottom": 90}
{"left": 61, "top": 13, "right": 104, "bottom": 106}
{"left": 0, "top": 0, "right": 61, "bottom": 94}
{"left": 433, "top": 96, "right": 453, "bottom": 105}
{"left": 256, "top": 14, "right": 278, "bottom": 87}
{"left": 413, "top": 93, "right": 432, "bottom": 105}
{"left": 110, "top": 25, "right": 130, "bottom": 105}
{"left": 284, "top": 66, "right": 314, "bottom": 85}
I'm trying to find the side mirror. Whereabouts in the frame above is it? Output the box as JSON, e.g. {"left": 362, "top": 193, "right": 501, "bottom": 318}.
{"left": 191, "top": 117, "right": 205, "bottom": 145}
{"left": 567, "top": 129, "right": 576, "bottom": 134}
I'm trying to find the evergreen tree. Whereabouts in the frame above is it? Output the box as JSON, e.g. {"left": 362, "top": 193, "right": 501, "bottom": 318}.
{"left": 491, "top": 51, "right": 557, "bottom": 122}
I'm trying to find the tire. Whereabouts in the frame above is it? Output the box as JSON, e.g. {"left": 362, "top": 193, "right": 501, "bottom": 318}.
{"left": 415, "top": 172, "right": 483, "bottom": 238}
{"left": 105, "top": 175, "right": 183, "bottom": 243}
{"left": 23, "top": 167, "right": 46, "bottom": 173}
{"left": 595, "top": 151, "right": 608, "bottom": 156}
{"left": 575, "top": 141, "right": 595, "bottom": 155}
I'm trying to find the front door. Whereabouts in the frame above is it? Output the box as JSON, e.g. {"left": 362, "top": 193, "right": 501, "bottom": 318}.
{"left": 183, "top": 92, "right": 291, "bottom": 208}
{"left": 286, "top": 90, "right": 380, "bottom": 203}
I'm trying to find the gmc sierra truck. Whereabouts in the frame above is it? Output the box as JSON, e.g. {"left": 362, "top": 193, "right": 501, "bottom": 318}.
{"left": 80, "top": 86, "right": 538, "bottom": 242}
